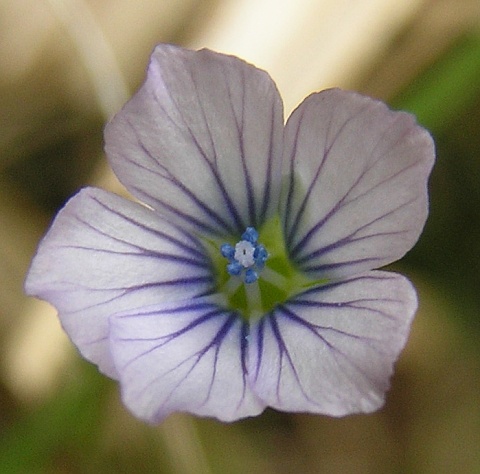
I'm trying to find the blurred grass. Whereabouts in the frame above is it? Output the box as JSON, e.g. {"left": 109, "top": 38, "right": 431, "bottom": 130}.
{"left": 393, "top": 32, "right": 480, "bottom": 132}
{"left": 392, "top": 31, "right": 480, "bottom": 333}
{"left": 0, "top": 364, "right": 107, "bottom": 472}
{"left": 1, "top": 1, "right": 480, "bottom": 473}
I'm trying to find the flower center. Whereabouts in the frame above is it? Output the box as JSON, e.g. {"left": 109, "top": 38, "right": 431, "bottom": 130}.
{"left": 202, "top": 216, "right": 323, "bottom": 321}
{"left": 220, "top": 227, "right": 268, "bottom": 284}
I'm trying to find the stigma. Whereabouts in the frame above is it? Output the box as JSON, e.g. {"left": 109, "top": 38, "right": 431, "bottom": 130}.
{"left": 220, "top": 227, "right": 268, "bottom": 284}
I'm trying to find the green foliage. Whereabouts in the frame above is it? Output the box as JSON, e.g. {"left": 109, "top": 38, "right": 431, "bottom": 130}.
{"left": 393, "top": 33, "right": 480, "bottom": 132}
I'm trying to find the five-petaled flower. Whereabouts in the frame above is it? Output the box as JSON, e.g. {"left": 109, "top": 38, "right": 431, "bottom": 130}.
{"left": 25, "top": 44, "right": 435, "bottom": 423}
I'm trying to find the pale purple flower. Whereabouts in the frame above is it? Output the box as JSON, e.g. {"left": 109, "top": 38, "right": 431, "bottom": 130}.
{"left": 25, "top": 44, "right": 435, "bottom": 423}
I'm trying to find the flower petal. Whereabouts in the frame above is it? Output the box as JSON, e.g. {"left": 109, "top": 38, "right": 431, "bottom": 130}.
{"left": 281, "top": 89, "right": 435, "bottom": 278}
{"left": 105, "top": 44, "right": 284, "bottom": 237}
{"left": 109, "top": 300, "right": 265, "bottom": 422}
{"left": 248, "top": 271, "right": 416, "bottom": 416}
{"left": 25, "top": 187, "right": 212, "bottom": 377}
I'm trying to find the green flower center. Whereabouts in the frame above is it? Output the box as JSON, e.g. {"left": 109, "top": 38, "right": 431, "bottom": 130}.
{"left": 202, "top": 216, "right": 324, "bottom": 321}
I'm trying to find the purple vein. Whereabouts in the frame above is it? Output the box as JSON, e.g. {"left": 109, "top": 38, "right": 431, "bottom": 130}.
{"left": 268, "top": 314, "right": 319, "bottom": 406}
{"left": 184, "top": 62, "right": 245, "bottom": 231}
{"left": 141, "top": 74, "right": 245, "bottom": 233}
{"left": 62, "top": 244, "right": 209, "bottom": 269}
{"left": 286, "top": 102, "right": 369, "bottom": 247}
{"left": 134, "top": 313, "right": 238, "bottom": 414}
{"left": 283, "top": 104, "right": 308, "bottom": 238}
{"left": 287, "top": 296, "right": 401, "bottom": 323}
{"left": 296, "top": 193, "right": 420, "bottom": 270}
{"left": 64, "top": 276, "right": 211, "bottom": 293}
{"left": 123, "top": 125, "right": 235, "bottom": 235}
{"left": 236, "top": 321, "right": 250, "bottom": 410}
{"left": 289, "top": 130, "right": 420, "bottom": 259}
{"left": 197, "top": 313, "right": 239, "bottom": 409}
{"left": 253, "top": 317, "right": 265, "bottom": 382}
{"left": 297, "top": 273, "right": 398, "bottom": 296}
{"left": 89, "top": 196, "right": 206, "bottom": 258}
{"left": 302, "top": 256, "right": 387, "bottom": 274}
{"left": 260, "top": 101, "right": 279, "bottom": 221}
{"left": 223, "top": 61, "right": 256, "bottom": 227}
{"left": 279, "top": 305, "right": 384, "bottom": 347}
{"left": 276, "top": 306, "right": 386, "bottom": 390}
{"left": 118, "top": 308, "right": 225, "bottom": 367}
{"left": 296, "top": 229, "right": 410, "bottom": 265}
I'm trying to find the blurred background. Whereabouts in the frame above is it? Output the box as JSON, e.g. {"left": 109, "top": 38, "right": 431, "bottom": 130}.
{"left": 1, "top": 0, "right": 480, "bottom": 472}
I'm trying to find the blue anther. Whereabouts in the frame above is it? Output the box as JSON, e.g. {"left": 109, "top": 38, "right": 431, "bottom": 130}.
{"left": 227, "top": 261, "right": 242, "bottom": 276}
{"left": 241, "top": 227, "right": 258, "bottom": 244}
{"left": 254, "top": 245, "right": 268, "bottom": 268}
{"left": 221, "top": 243, "right": 235, "bottom": 260}
{"left": 244, "top": 268, "right": 258, "bottom": 284}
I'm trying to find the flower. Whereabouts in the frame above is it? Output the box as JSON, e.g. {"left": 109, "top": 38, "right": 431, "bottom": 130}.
{"left": 25, "top": 44, "right": 435, "bottom": 423}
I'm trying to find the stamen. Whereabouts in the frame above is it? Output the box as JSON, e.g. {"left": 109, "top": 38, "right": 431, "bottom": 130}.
{"left": 260, "top": 267, "right": 289, "bottom": 290}
{"left": 241, "top": 227, "right": 258, "bottom": 243}
{"left": 254, "top": 245, "right": 268, "bottom": 268}
{"left": 221, "top": 226, "right": 268, "bottom": 284}
{"left": 244, "top": 268, "right": 258, "bottom": 284}
{"left": 223, "top": 276, "right": 243, "bottom": 294}
{"left": 213, "top": 215, "right": 322, "bottom": 320}
{"left": 244, "top": 279, "right": 262, "bottom": 316}
{"left": 227, "top": 261, "right": 242, "bottom": 276}
{"left": 220, "top": 243, "right": 235, "bottom": 260}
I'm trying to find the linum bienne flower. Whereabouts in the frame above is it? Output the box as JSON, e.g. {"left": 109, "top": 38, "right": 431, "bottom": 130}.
{"left": 25, "top": 44, "right": 435, "bottom": 423}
